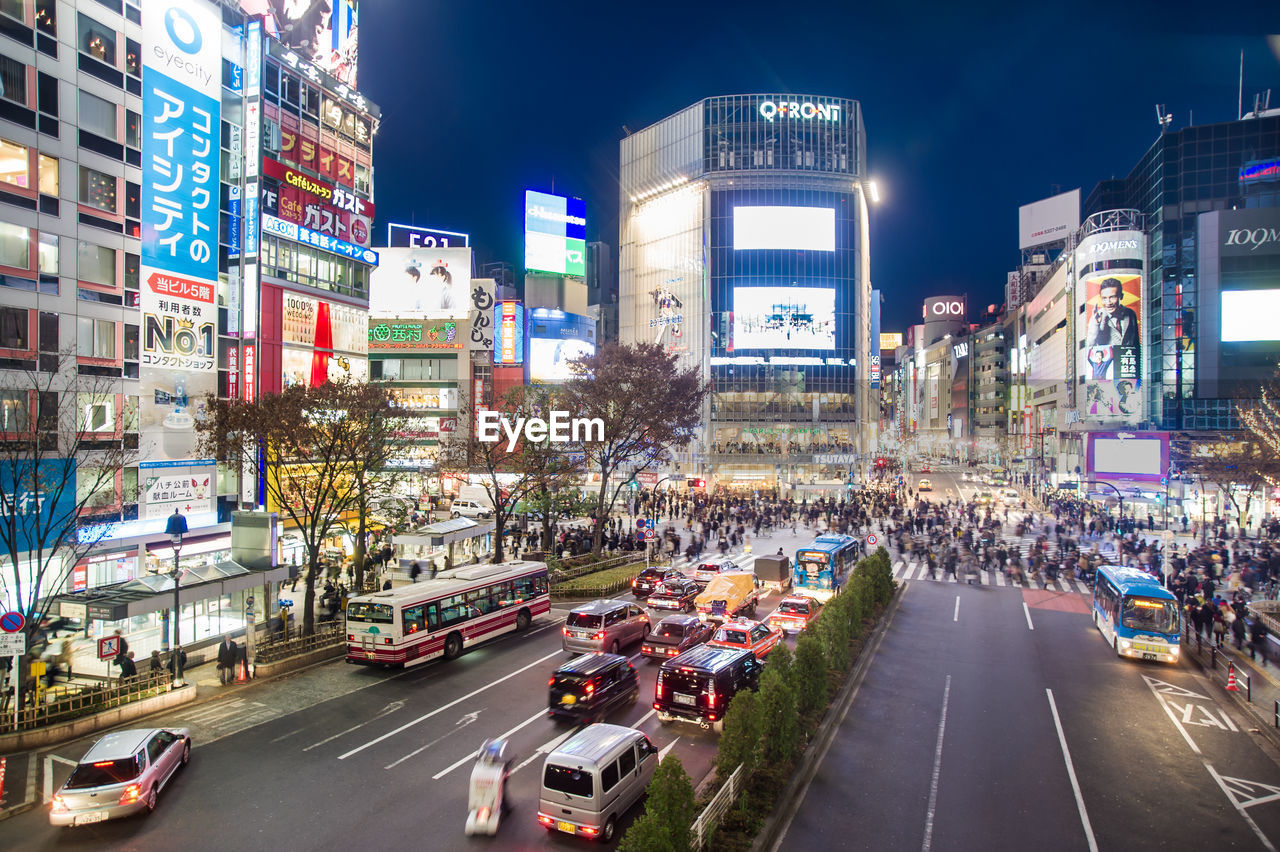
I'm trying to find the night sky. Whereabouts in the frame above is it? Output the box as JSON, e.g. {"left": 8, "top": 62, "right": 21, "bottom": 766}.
{"left": 360, "top": 0, "right": 1280, "bottom": 333}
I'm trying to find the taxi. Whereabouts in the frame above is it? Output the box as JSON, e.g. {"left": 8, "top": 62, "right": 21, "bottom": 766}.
{"left": 706, "top": 618, "right": 783, "bottom": 659}
{"left": 917, "top": 479, "right": 932, "bottom": 492}
{"left": 765, "top": 596, "right": 822, "bottom": 635}
{"left": 975, "top": 492, "right": 994, "bottom": 506}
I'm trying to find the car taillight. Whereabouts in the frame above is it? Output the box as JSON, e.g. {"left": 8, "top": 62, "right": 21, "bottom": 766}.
{"left": 631, "top": 579, "right": 637, "bottom": 587}
{"left": 477, "top": 806, "right": 491, "bottom": 822}
{"left": 656, "top": 672, "right": 664, "bottom": 699}
{"left": 562, "top": 627, "right": 570, "bottom": 637}
{"left": 51, "top": 794, "right": 67, "bottom": 813}
{"left": 120, "top": 783, "right": 142, "bottom": 805}
{"left": 585, "top": 681, "right": 595, "bottom": 697}
{"left": 548, "top": 677, "right": 555, "bottom": 686}
{"left": 707, "top": 680, "right": 717, "bottom": 707}
{"left": 594, "top": 631, "right": 605, "bottom": 641}
{"left": 538, "top": 814, "right": 555, "bottom": 826}
{"left": 583, "top": 827, "right": 598, "bottom": 836}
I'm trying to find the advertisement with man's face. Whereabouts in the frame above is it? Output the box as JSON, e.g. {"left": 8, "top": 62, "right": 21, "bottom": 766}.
{"left": 369, "top": 247, "right": 471, "bottom": 319}
{"left": 1079, "top": 271, "right": 1142, "bottom": 422}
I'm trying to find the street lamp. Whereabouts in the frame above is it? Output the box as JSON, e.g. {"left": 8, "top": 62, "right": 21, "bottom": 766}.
{"left": 165, "top": 509, "right": 188, "bottom": 686}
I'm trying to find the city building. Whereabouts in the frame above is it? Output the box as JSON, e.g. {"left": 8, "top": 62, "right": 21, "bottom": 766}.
{"left": 619, "top": 94, "right": 874, "bottom": 494}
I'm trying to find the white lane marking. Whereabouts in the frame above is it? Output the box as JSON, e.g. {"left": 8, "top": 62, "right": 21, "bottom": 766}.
{"left": 921, "top": 675, "right": 951, "bottom": 852}
{"left": 1022, "top": 602, "right": 1035, "bottom": 631}
{"left": 953, "top": 596, "right": 960, "bottom": 623}
{"left": 339, "top": 649, "right": 564, "bottom": 760}
{"left": 658, "top": 737, "right": 681, "bottom": 763}
{"left": 511, "top": 728, "right": 578, "bottom": 776}
{"left": 387, "top": 711, "right": 480, "bottom": 770}
{"left": 1026, "top": 576, "right": 1040, "bottom": 590}
{"left": 894, "top": 561, "right": 906, "bottom": 578}
{"left": 1074, "top": 580, "right": 1091, "bottom": 595}
{"left": 269, "top": 727, "right": 307, "bottom": 744}
{"left": 1206, "top": 763, "right": 1279, "bottom": 852}
{"left": 1058, "top": 578, "right": 1072, "bottom": 593}
{"left": 1221, "top": 708, "right": 1240, "bottom": 733}
{"left": 1142, "top": 674, "right": 1202, "bottom": 754}
{"left": 430, "top": 709, "right": 545, "bottom": 779}
{"left": 44, "top": 755, "right": 77, "bottom": 802}
{"left": 1046, "top": 688, "right": 1098, "bottom": 852}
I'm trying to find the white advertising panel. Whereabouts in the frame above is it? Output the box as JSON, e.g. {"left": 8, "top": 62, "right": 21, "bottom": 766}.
{"left": 733, "top": 206, "right": 835, "bottom": 252}
{"left": 1222, "top": 290, "right": 1280, "bottom": 341}
{"left": 529, "top": 338, "right": 596, "bottom": 383}
{"left": 1018, "top": 189, "right": 1080, "bottom": 250}
{"left": 140, "top": 460, "right": 217, "bottom": 520}
{"left": 733, "top": 287, "right": 835, "bottom": 350}
{"left": 369, "top": 247, "right": 472, "bottom": 319}
{"left": 1093, "top": 438, "right": 1162, "bottom": 477}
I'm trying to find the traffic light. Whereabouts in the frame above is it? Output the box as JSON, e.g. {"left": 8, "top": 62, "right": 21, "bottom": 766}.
{"left": 690, "top": 478, "right": 707, "bottom": 489}
{"left": 628, "top": 479, "right": 639, "bottom": 491}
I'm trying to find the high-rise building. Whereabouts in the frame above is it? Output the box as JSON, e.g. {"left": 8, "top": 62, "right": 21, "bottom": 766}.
{"left": 619, "top": 95, "right": 873, "bottom": 493}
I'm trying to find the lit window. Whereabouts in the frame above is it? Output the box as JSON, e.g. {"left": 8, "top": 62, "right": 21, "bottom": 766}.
{"left": 77, "top": 241, "right": 115, "bottom": 286}
{"left": 77, "top": 317, "right": 116, "bottom": 360}
{"left": 0, "top": 138, "right": 28, "bottom": 188}
{"left": 0, "top": 221, "right": 30, "bottom": 269}
{"left": 79, "top": 166, "right": 117, "bottom": 213}
{"left": 77, "top": 13, "right": 116, "bottom": 65}
{"left": 38, "top": 153, "right": 57, "bottom": 195}
{"left": 0, "top": 390, "right": 28, "bottom": 433}
{"left": 38, "top": 233, "right": 57, "bottom": 274}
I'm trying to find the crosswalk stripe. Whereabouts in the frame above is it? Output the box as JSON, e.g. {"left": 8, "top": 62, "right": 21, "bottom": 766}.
{"left": 996, "top": 571, "right": 1006, "bottom": 587}
{"left": 893, "top": 560, "right": 906, "bottom": 578}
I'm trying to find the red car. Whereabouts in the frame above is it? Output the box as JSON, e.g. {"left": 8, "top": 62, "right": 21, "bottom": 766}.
{"left": 920, "top": 464, "right": 931, "bottom": 473}
{"left": 707, "top": 618, "right": 783, "bottom": 659}
{"left": 766, "top": 596, "right": 822, "bottom": 635}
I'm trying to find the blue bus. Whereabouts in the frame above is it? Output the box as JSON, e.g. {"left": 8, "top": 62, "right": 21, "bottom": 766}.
{"left": 793, "top": 534, "right": 860, "bottom": 601}
{"left": 1092, "top": 565, "right": 1180, "bottom": 663}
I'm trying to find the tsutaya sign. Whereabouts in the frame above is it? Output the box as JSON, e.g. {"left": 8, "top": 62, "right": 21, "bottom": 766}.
{"left": 759, "top": 100, "right": 842, "bottom": 123}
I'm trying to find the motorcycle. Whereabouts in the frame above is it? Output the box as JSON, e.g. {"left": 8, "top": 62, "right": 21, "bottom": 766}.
{"left": 464, "top": 738, "right": 511, "bottom": 837}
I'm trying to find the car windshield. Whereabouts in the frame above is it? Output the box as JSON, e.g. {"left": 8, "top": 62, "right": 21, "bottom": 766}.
{"left": 778, "top": 601, "right": 809, "bottom": 615}
{"left": 65, "top": 757, "right": 141, "bottom": 788}
{"left": 716, "top": 629, "right": 749, "bottom": 645}
{"left": 567, "top": 612, "right": 603, "bottom": 629}
{"left": 346, "top": 603, "right": 394, "bottom": 624}
{"left": 544, "top": 764, "right": 594, "bottom": 798}
{"left": 1122, "top": 596, "right": 1180, "bottom": 635}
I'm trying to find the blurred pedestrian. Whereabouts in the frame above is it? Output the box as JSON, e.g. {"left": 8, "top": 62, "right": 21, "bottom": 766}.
{"left": 217, "top": 635, "right": 237, "bottom": 685}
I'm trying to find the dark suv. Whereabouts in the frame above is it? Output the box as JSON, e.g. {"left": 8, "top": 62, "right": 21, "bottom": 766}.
{"left": 632, "top": 567, "right": 684, "bottom": 598}
{"left": 548, "top": 653, "right": 640, "bottom": 723}
{"left": 653, "top": 645, "right": 763, "bottom": 732}
{"left": 642, "top": 614, "right": 713, "bottom": 661}
{"left": 647, "top": 578, "right": 700, "bottom": 613}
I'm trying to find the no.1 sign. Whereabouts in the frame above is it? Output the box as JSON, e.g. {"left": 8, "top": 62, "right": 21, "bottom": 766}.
{"left": 0, "top": 611, "right": 24, "bottom": 633}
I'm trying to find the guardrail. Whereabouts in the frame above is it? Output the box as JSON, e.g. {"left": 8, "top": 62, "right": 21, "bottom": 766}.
{"left": 255, "top": 621, "right": 345, "bottom": 664}
{"left": 0, "top": 671, "right": 173, "bottom": 735}
{"left": 692, "top": 763, "right": 744, "bottom": 850}
{"left": 1184, "top": 624, "right": 1253, "bottom": 702}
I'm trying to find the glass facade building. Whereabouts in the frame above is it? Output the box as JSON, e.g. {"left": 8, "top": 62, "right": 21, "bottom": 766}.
{"left": 620, "top": 95, "right": 872, "bottom": 491}
{"left": 1083, "top": 113, "right": 1280, "bottom": 431}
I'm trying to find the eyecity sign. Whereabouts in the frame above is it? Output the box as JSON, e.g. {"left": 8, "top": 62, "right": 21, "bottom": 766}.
{"left": 476, "top": 411, "right": 604, "bottom": 452}
{"left": 759, "top": 100, "right": 842, "bottom": 123}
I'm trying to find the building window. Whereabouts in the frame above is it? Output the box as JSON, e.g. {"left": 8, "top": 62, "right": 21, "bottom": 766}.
{"left": 124, "top": 252, "right": 138, "bottom": 290}
{"left": 78, "top": 13, "right": 116, "bottom": 65}
{"left": 0, "top": 305, "right": 27, "bottom": 349}
{"left": 0, "top": 391, "right": 29, "bottom": 433}
{"left": 38, "top": 232, "right": 57, "bottom": 274}
{"left": 38, "top": 153, "right": 57, "bottom": 195}
{"left": 79, "top": 90, "right": 116, "bottom": 139}
{"left": 0, "top": 138, "right": 29, "bottom": 188}
{"left": 77, "top": 317, "right": 116, "bottom": 359}
{"left": 0, "top": 55, "right": 26, "bottom": 107}
{"left": 125, "top": 109, "right": 140, "bottom": 149}
{"left": 0, "top": 221, "right": 29, "bottom": 268}
{"left": 0, "top": 0, "right": 24, "bottom": 22}
{"left": 125, "top": 38, "right": 140, "bottom": 77}
{"left": 37, "top": 71, "right": 57, "bottom": 117}
{"left": 77, "top": 241, "right": 115, "bottom": 286}
{"left": 38, "top": 311, "right": 57, "bottom": 351}
{"left": 35, "top": 0, "right": 55, "bottom": 36}
{"left": 78, "top": 165, "right": 117, "bottom": 212}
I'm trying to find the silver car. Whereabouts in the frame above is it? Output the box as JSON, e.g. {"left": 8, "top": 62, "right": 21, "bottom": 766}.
{"left": 50, "top": 727, "right": 191, "bottom": 826}
{"left": 562, "top": 599, "right": 650, "bottom": 654}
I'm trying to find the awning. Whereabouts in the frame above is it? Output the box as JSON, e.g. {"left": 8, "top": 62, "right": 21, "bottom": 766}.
{"left": 393, "top": 517, "right": 495, "bottom": 548}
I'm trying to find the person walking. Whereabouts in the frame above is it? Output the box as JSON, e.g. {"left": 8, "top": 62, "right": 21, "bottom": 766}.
{"left": 217, "top": 635, "right": 238, "bottom": 686}
{"left": 148, "top": 650, "right": 164, "bottom": 676}
{"left": 1250, "top": 616, "right": 1269, "bottom": 665}
{"left": 117, "top": 651, "right": 138, "bottom": 683}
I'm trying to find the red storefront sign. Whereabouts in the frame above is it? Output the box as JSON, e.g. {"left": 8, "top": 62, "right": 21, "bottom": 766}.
{"left": 244, "top": 344, "right": 256, "bottom": 403}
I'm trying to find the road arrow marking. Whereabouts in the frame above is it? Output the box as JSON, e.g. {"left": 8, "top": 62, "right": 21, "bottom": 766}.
{"left": 386, "top": 710, "right": 481, "bottom": 770}
{"left": 1142, "top": 676, "right": 1209, "bottom": 701}
{"left": 511, "top": 729, "right": 578, "bottom": 776}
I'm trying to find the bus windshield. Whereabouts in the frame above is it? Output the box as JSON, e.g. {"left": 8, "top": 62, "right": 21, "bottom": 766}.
{"left": 346, "top": 602, "right": 394, "bottom": 623}
{"left": 1122, "top": 596, "right": 1180, "bottom": 635}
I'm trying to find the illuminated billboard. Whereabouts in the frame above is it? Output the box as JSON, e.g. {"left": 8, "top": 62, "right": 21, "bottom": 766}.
{"left": 1222, "top": 290, "right": 1280, "bottom": 341}
{"left": 527, "top": 310, "right": 595, "bottom": 383}
{"left": 1087, "top": 431, "right": 1169, "bottom": 484}
{"left": 525, "top": 191, "right": 587, "bottom": 277}
{"left": 879, "top": 332, "right": 903, "bottom": 351}
{"left": 368, "top": 247, "right": 471, "bottom": 319}
{"left": 494, "top": 301, "right": 525, "bottom": 365}
{"left": 1018, "top": 189, "right": 1080, "bottom": 250}
{"left": 733, "top": 206, "right": 835, "bottom": 252}
{"left": 1075, "top": 225, "right": 1144, "bottom": 425}
{"left": 240, "top": 0, "right": 359, "bottom": 87}
{"left": 732, "top": 287, "right": 835, "bottom": 350}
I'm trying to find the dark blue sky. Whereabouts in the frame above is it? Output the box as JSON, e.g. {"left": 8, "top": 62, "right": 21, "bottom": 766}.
{"left": 360, "top": 1, "right": 1280, "bottom": 333}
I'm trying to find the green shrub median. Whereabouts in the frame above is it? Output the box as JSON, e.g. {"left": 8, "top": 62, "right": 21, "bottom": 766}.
{"left": 616, "top": 547, "right": 897, "bottom": 851}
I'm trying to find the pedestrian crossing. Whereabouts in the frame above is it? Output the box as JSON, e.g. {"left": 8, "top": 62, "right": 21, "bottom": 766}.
{"left": 170, "top": 696, "right": 281, "bottom": 743}
{"left": 891, "top": 560, "right": 1093, "bottom": 595}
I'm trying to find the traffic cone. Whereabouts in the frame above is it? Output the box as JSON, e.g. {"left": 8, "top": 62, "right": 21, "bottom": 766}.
{"left": 1226, "top": 663, "right": 1239, "bottom": 692}
{"left": 236, "top": 660, "right": 248, "bottom": 683}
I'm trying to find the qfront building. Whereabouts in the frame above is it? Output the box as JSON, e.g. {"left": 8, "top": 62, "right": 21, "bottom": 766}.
{"left": 619, "top": 95, "right": 873, "bottom": 493}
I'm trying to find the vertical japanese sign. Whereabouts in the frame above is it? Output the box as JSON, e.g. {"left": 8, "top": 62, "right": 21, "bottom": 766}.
{"left": 141, "top": 1, "right": 222, "bottom": 464}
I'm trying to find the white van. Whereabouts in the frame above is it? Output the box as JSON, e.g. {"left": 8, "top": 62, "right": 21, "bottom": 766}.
{"left": 537, "top": 723, "right": 658, "bottom": 842}
{"left": 450, "top": 499, "right": 493, "bottom": 519}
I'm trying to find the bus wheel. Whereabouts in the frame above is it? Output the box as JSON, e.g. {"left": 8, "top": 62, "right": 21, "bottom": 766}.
{"left": 444, "top": 632, "right": 463, "bottom": 660}
{"left": 515, "top": 609, "right": 531, "bottom": 632}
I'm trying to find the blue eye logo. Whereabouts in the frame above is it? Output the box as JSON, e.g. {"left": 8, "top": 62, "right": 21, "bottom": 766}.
{"left": 164, "top": 7, "right": 202, "bottom": 54}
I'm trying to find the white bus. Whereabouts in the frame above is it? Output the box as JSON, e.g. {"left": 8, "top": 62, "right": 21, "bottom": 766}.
{"left": 345, "top": 561, "right": 550, "bottom": 667}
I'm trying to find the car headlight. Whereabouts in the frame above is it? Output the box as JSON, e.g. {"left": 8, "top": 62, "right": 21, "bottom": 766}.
{"left": 1120, "top": 640, "right": 1131, "bottom": 649}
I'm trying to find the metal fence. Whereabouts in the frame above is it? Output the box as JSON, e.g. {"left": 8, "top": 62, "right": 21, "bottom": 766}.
{"left": 0, "top": 671, "right": 173, "bottom": 735}
{"left": 692, "top": 764, "right": 744, "bottom": 850}
{"left": 1184, "top": 624, "right": 1253, "bottom": 702}
{"left": 254, "top": 621, "right": 345, "bottom": 664}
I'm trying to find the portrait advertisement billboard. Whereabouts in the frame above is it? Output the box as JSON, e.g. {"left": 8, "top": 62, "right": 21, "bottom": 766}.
{"left": 525, "top": 191, "right": 587, "bottom": 277}
{"left": 368, "top": 247, "right": 472, "bottom": 319}
{"left": 527, "top": 310, "right": 595, "bottom": 383}
{"left": 238, "top": 0, "right": 359, "bottom": 87}
{"left": 140, "top": 0, "right": 222, "bottom": 464}
{"left": 1076, "top": 228, "right": 1145, "bottom": 425}
{"left": 732, "top": 286, "right": 835, "bottom": 350}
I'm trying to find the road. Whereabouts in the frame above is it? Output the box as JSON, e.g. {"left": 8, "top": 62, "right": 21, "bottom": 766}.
{"left": 776, "top": 475, "right": 1280, "bottom": 851}
{"left": 1, "top": 526, "right": 826, "bottom": 852}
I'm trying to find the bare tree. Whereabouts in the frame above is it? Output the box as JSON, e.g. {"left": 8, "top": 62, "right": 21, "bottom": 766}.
{"left": 1173, "top": 436, "right": 1280, "bottom": 534}
{"left": 0, "top": 352, "right": 133, "bottom": 680}
{"left": 340, "top": 382, "right": 412, "bottom": 590}
{"left": 560, "top": 343, "right": 707, "bottom": 555}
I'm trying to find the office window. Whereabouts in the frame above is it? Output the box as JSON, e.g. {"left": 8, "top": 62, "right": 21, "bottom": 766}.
{"left": 0, "top": 138, "right": 29, "bottom": 188}
{"left": 124, "top": 109, "right": 139, "bottom": 148}
{"left": 0, "top": 305, "right": 27, "bottom": 349}
{"left": 38, "top": 311, "right": 57, "bottom": 351}
{"left": 0, "top": 221, "right": 29, "bottom": 268}
{"left": 37, "top": 232, "right": 57, "bottom": 274}
{"left": 77, "top": 241, "right": 115, "bottom": 286}
{"left": 77, "top": 317, "right": 115, "bottom": 359}
{"left": 124, "top": 252, "right": 138, "bottom": 290}
{"left": 79, "top": 90, "right": 116, "bottom": 139}
{"left": 78, "top": 13, "right": 116, "bottom": 65}
{"left": 0, "top": 391, "right": 28, "bottom": 432}
{"left": 35, "top": 0, "right": 55, "bottom": 35}
{"left": 125, "top": 38, "right": 140, "bottom": 77}
{"left": 78, "top": 165, "right": 117, "bottom": 212}
{"left": 0, "top": 56, "right": 26, "bottom": 107}
{"left": 0, "top": 0, "right": 23, "bottom": 22}
{"left": 38, "top": 153, "right": 57, "bottom": 195}
{"left": 37, "top": 72, "right": 57, "bottom": 117}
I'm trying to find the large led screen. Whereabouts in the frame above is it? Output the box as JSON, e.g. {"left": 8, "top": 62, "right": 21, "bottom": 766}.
{"left": 529, "top": 338, "right": 595, "bottom": 382}
{"left": 733, "top": 206, "right": 835, "bottom": 252}
{"left": 525, "top": 191, "right": 587, "bottom": 277}
{"left": 368, "top": 247, "right": 471, "bottom": 319}
{"left": 1222, "top": 290, "right": 1280, "bottom": 342}
{"left": 239, "top": 0, "right": 359, "bottom": 86}
{"left": 733, "top": 287, "right": 835, "bottom": 350}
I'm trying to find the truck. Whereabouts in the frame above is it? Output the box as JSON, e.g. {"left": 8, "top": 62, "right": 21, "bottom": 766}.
{"left": 753, "top": 554, "right": 791, "bottom": 593}
{"left": 694, "top": 573, "right": 759, "bottom": 624}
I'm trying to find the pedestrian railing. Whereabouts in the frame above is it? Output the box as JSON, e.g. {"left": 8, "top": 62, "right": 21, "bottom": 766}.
{"left": 1184, "top": 625, "right": 1253, "bottom": 702}
{"left": 551, "top": 553, "right": 663, "bottom": 583}
{"left": 254, "top": 621, "right": 345, "bottom": 664}
{"left": 0, "top": 671, "right": 173, "bottom": 735}
{"left": 692, "top": 764, "right": 744, "bottom": 850}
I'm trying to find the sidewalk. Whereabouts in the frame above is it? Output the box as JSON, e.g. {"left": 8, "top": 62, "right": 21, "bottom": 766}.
{"left": 1182, "top": 626, "right": 1280, "bottom": 746}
